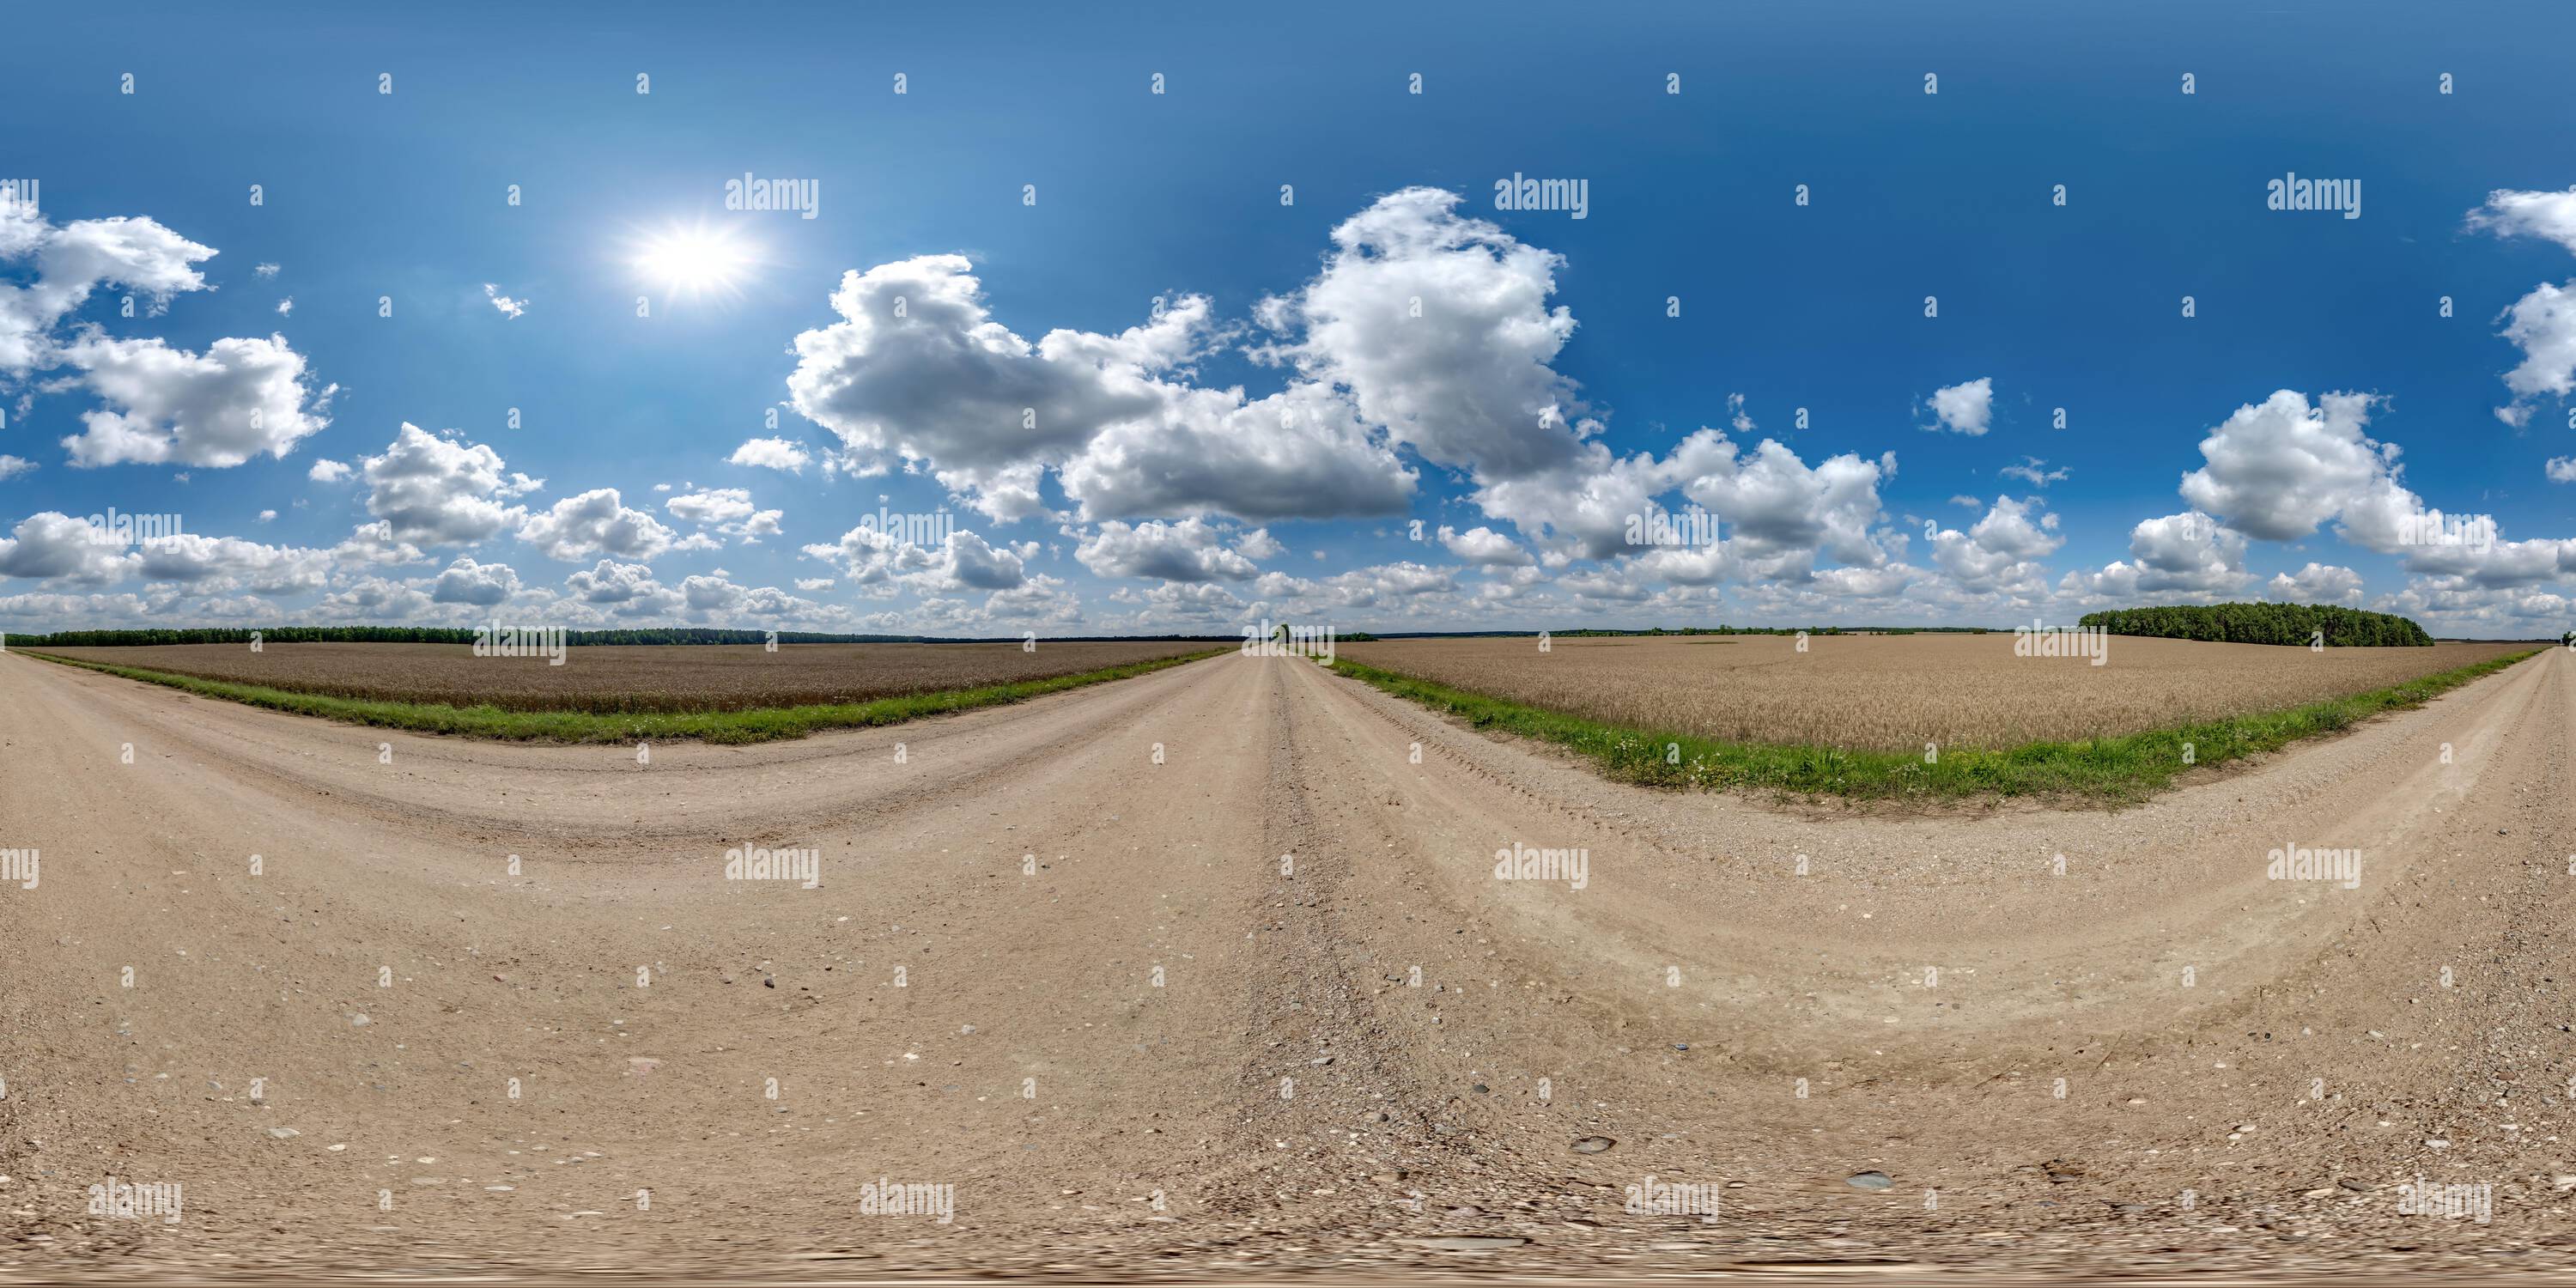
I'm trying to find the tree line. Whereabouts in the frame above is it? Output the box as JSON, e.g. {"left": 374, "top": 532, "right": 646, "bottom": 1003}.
{"left": 2076, "top": 603, "right": 2433, "bottom": 647}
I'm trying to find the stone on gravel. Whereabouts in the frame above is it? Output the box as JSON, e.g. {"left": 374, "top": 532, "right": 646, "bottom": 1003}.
{"left": 1846, "top": 1170, "right": 1894, "bottom": 1189}
{"left": 1571, "top": 1135, "right": 1615, "bottom": 1154}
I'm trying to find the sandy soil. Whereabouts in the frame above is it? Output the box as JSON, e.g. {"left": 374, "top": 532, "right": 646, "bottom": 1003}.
{"left": 1, "top": 645, "right": 2571, "bottom": 1281}
{"left": 1334, "top": 634, "right": 2537, "bottom": 750}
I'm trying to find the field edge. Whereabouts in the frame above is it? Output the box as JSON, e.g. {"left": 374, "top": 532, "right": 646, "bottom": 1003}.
{"left": 7, "top": 647, "right": 1229, "bottom": 744}
{"left": 1323, "top": 647, "right": 2545, "bottom": 804}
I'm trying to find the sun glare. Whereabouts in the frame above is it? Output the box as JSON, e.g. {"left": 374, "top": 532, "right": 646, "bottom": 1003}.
{"left": 632, "top": 224, "right": 755, "bottom": 299}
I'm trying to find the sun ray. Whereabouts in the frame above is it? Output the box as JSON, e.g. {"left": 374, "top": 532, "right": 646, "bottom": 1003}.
{"left": 630, "top": 222, "right": 756, "bottom": 301}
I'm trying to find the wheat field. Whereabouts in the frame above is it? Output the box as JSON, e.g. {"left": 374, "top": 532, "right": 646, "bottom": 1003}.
{"left": 33, "top": 641, "right": 1213, "bottom": 714}
{"left": 1334, "top": 635, "right": 2536, "bottom": 751}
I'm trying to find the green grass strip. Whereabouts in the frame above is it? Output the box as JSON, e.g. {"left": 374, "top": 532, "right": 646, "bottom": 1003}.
{"left": 1326, "top": 648, "right": 2544, "bottom": 804}
{"left": 11, "top": 647, "right": 1228, "bottom": 745}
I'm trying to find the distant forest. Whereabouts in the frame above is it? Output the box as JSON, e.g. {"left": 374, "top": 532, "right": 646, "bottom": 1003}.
{"left": 2078, "top": 604, "right": 2433, "bottom": 647}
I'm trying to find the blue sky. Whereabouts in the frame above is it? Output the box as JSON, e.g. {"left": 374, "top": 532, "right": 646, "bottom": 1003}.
{"left": 3, "top": 0, "right": 2572, "bottom": 636}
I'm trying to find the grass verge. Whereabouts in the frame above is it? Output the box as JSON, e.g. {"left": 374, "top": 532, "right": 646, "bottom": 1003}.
{"left": 1325, "top": 648, "right": 2543, "bottom": 803}
{"left": 12, "top": 647, "right": 1227, "bottom": 744}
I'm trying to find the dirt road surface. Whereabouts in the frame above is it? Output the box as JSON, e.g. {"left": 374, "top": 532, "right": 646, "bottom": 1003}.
{"left": 2, "top": 646, "right": 2572, "bottom": 1280}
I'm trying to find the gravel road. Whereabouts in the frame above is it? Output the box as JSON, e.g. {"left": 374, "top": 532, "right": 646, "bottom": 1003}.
{"left": 2, "top": 646, "right": 2569, "bottom": 1279}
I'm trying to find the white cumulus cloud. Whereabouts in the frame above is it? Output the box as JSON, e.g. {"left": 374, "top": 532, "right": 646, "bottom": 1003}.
{"left": 1075, "top": 518, "right": 1261, "bottom": 583}
{"left": 2267, "top": 562, "right": 2365, "bottom": 605}
{"left": 0, "top": 512, "right": 138, "bottom": 583}
{"left": 60, "top": 333, "right": 335, "bottom": 468}
{"left": 1923, "top": 377, "right": 1995, "bottom": 435}
{"left": 1437, "top": 524, "right": 1534, "bottom": 566}
{"left": 429, "top": 556, "right": 522, "bottom": 605}
{"left": 358, "top": 423, "right": 540, "bottom": 547}
{"left": 519, "top": 488, "right": 677, "bottom": 562}
{"left": 727, "top": 436, "right": 811, "bottom": 472}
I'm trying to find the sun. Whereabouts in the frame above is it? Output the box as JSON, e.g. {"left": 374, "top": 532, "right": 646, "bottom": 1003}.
{"left": 631, "top": 223, "right": 756, "bottom": 300}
